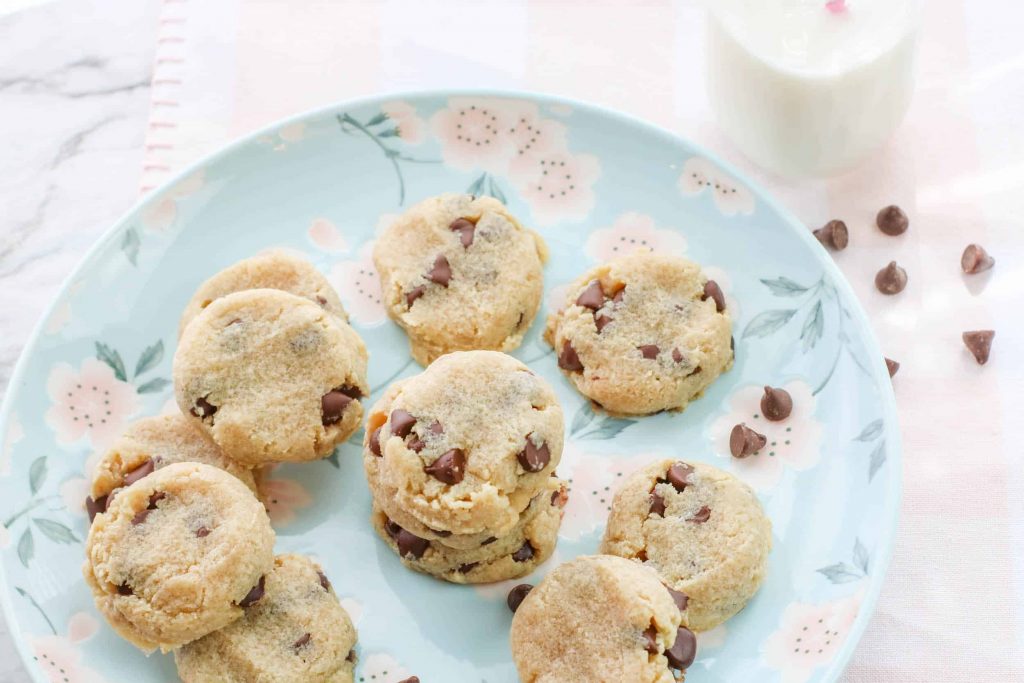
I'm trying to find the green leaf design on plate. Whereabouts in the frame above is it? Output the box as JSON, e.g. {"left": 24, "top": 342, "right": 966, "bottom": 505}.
{"left": 17, "top": 528, "right": 34, "bottom": 568}
{"left": 466, "top": 173, "right": 488, "bottom": 197}
{"left": 121, "top": 227, "right": 140, "bottom": 266}
{"left": 759, "top": 276, "right": 809, "bottom": 297}
{"left": 378, "top": 127, "right": 400, "bottom": 138}
{"left": 868, "top": 441, "right": 886, "bottom": 481}
{"left": 134, "top": 340, "right": 164, "bottom": 377}
{"left": 366, "top": 112, "right": 388, "bottom": 127}
{"left": 33, "top": 518, "right": 79, "bottom": 544}
{"left": 28, "top": 456, "right": 47, "bottom": 495}
{"left": 487, "top": 176, "right": 507, "bottom": 204}
{"left": 800, "top": 300, "right": 824, "bottom": 351}
{"left": 347, "top": 427, "right": 366, "bottom": 446}
{"left": 570, "top": 403, "right": 596, "bottom": 434}
{"left": 136, "top": 377, "right": 171, "bottom": 394}
{"left": 570, "top": 403, "right": 636, "bottom": 440}
{"left": 95, "top": 342, "right": 127, "bottom": 381}
{"left": 326, "top": 450, "right": 340, "bottom": 469}
{"left": 853, "top": 538, "right": 870, "bottom": 575}
{"left": 854, "top": 419, "right": 884, "bottom": 442}
{"left": 816, "top": 562, "right": 862, "bottom": 584}
{"left": 742, "top": 309, "right": 796, "bottom": 339}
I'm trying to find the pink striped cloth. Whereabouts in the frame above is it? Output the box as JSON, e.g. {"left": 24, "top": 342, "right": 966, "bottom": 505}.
{"left": 140, "top": 1, "right": 1024, "bottom": 679}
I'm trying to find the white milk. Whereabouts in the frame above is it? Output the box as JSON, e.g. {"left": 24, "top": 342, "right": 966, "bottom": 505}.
{"left": 705, "top": 0, "right": 920, "bottom": 177}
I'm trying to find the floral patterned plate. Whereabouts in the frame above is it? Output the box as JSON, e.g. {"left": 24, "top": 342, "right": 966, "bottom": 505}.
{"left": 0, "top": 91, "right": 900, "bottom": 683}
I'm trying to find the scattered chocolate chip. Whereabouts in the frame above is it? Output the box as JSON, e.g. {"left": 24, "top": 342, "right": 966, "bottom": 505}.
{"left": 760, "top": 386, "right": 793, "bottom": 421}
{"left": 507, "top": 583, "right": 533, "bottom": 613}
{"left": 666, "top": 626, "right": 697, "bottom": 670}
{"left": 405, "top": 286, "right": 426, "bottom": 308}
{"left": 576, "top": 280, "right": 605, "bottom": 310}
{"left": 551, "top": 484, "right": 569, "bottom": 508}
{"left": 195, "top": 526, "right": 211, "bottom": 538}
{"left": 664, "top": 585, "right": 689, "bottom": 613}
{"left": 147, "top": 491, "right": 165, "bottom": 509}
{"left": 450, "top": 217, "right": 476, "bottom": 247}
{"left": 512, "top": 541, "right": 535, "bottom": 562}
{"left": 190, "top": 397, "right": 217, "bottom": 420}
{"left": 425, "top": 448, "right": 466, "bottom": 484}
{"left": 124, "top": 459, "right": 155, "bottom": 486}
{"left": 666, "top": 463, "right": 694, "bottom": 492}
{"left": 116, "top": 583, "right": 133, "bottom": 596}
{"left": 427, "top": 254, "right": 452, "bottom": 286}
{"left": 481, "top": 536, "right": 497, "bottom": 546}
{"left": 688, "top": 506, "right": 711, "bottom": 524}
{"left": 238, "top": 576, "right": 266, "bottom": 607}
{"left": 875, "top": 261, "right": 908, "bottom": 295}
{"left": 730, "top": 423, "right": 767, "bottom": 458}
{"left": 322, "top": 390, "right": 354, "bottom": 426}
{"left": 962, "top": 330, "right": 995, "bottom": 365}
{"left": 390, "top": 410, "right": 417, "bottom": 438}
{"left": 813, "top": 219, "right": 849, "bottom": 251}
{"left": 671, "top": 348, "right": 684, "bottom": 364}
{"left": 702, "top": 280, "right": 726, "bottom": 312}
{"left": 885, "top": 357, "right": 900, "bottom": 377}
{"left": 643, "top": 623, "right": 659, "bottom": 654}
{"left": 638, "top": 344, "right": 660, "bottom": 360}
{"left": 368, "top": 427, "right": 383, "bottom": 456}
{"left": 85, "top": 495, "right": 108, "bottom": 523}
{"left": 876, "top": 205, "right": 909, "bottom": 236}
{"left": 961, "top": 243, "right": 994, "bottom": 274}
{"left": 293, "top": 633, "right": 311, "bottom": 651}
{"left": 594, "top": 313, "right": 613, "bottom": 333}
{"left": 385, "top": 522, "right": 430, "bottom": 559}
{"left": 317, "top": 570, "right": 331, "bottom": 591}
{"left": 131, "top": 509, "right": 151, "bottom": 526}
{"left": 457, "top": 562, "right": 478, "bottom": 574}
{"left": 649, "top": 491, "right": 666, "bottom": 517}
{"left": 558, "top": 341, "right": 584, "bottom": 372}
{"left": 517, "top": 434, "right": 551, "bottom": 472}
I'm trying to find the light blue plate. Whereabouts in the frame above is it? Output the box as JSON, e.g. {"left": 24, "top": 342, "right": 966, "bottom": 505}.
{"left": 0, "top": 91, "right": 900, "bottom": 683}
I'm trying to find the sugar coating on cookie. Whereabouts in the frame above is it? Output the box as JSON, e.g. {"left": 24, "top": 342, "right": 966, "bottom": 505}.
{"left": 179, "top": 250, "right": 346, "bottom": 336}
{"left": 511, "top": 555, "right": 689, "bottom": 683}
{"left": 600, "top": 459, "right": 771, "bottom": 632}
{"left": 174, "top": 289, "right": 368, "bottom": 465}
{"left": 363, "top": 350, "right": 563, "bottom": 537}
{"left": 545, "top": 249, "right": 733, "bottom": 415}
{"left": 83, "top": 462, "right": 275, "bottom": 652}
{"left": 373, "top": 194, "right": 547, "bottom": 365}
{"left": 175, "top": 554, "right": 358, "bottom": 683}
{"left": 370, "top": 476, "right": 566, "bottom": 584}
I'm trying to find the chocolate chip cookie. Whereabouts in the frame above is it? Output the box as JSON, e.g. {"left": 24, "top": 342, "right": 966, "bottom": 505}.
{"left": 544, "top": 249, "right": 733, "bottom": 415}
{"left": 600, "top": 459, "right": 771, "bottom": 631}
{"left": 510, "top": 554, "right": 695, "bottom": 682}
{"left": 174, "top": 288, "right": 368, "bottom": 465}
{"left": 83, "top": 462, "right": 275, "bottom": 652}
{"left": 370, "top": 476, "right": 565, "bottom": 584}
{"left": 362, "top": 350, "right": 563, "bottom": 537}
{"left": 373, "top": 193, "right": 547, "bottom": 365}
{"left": 87, "top": 414, "right": 256, "bottom": 523}
{"left": 175, "top": 554, "right": 358, "bottom": 683}
{"left": 179, "top": 250, "right": 346, "bottom": 336}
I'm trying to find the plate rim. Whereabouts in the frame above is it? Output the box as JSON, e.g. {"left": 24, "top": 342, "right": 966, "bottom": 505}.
{"left": 0, "top": 87, "right": 902, "bottom": 683}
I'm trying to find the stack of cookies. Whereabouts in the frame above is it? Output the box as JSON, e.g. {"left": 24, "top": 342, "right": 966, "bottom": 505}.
{"left": 362, "top": 350, "right": 568, "bottom": 584}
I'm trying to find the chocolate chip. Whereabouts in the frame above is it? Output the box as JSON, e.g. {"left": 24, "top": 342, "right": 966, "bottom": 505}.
{"left": 730, "top": 423, "right": 767, "bottom": 458}
{"left": 576, "top": 280, "right": 605, "bottom": 311}
{"left": 731, "top": 336, "right": 735, "bottom": 352}
{"left": 961, "top": 243, "right": 994, "bottom": 274}
{"left": 430, "top": 527, "right": 452, "bottom": 538}
{"left": 116, "top": 583, "right": 133, "bottom": 596}
{"left": 876, "top": 205, "right": 909, "bottom": 236}
{"left": 405, "top": 286, "right": 426, "bottom": 308}
{"left": 512, "top": 541, "right": 535, "bottom": 562}
{"left": 963, "top": 330, "right": 994, "bottom": 365}
{"left": 664, "top": 585, "right": 689, "bottom": 613}
{"left": 397, "top": 678, "right": 420, "bottom": 683}
{"left": 649, "top": 491, "right": 666, "bottom": 516}
{"left": 123, "top": 458, "right": 155, "bottom": 486}
{"left": 369, "top": 427, "right": 383, "bottom": 456}
{"left": 671, "top": 348, "right": 684, "bottom": 364}
{"left": 424, "top": 448, "right": 466, "bottom": 484}
{"left": 390, "top": 410, "right": 416, "bottom": 438}
{"left": 813, "top": 219, "right": 849, "bottom": 251}
{"left": 761, "top": 386, "right": 793, "bottom": 421}
{"left": 195, "top": 526, "right": 211, "bottom": 538}
{"left": 666, "top": 463, "right": 694, "bottom": 492}
{"left": 131, "top": 509, "right": 151, "bottom": 525}
{"left": 507, "top": 583, "right": 533, "bottom": 613}
{"left": 551, "top": 484, "right": 569, "bottom": 508}
{"left": 428, "top": 421, "right": 444, "bottom": 435}
{"left": 688, "top": 506, "right": 711, "bottom": 523}
{"left": 85, "top": 495, "right": 108, "bottom": 523}
{"left": 638, "top": 344, "right": 659, "bottom": 360}
{"left": 886, "top": 357, "right": 900, "bottom": 377}
{"left": 408, "top": 437, "right": 426, "bottom": 453}
{"left": 147, "top": 491, "right": 165, "bottom": 509}
{"left": 385, "top": 522, "right": 429, "bottom": 559}
{"left": 636, "top": 548, "right": 648, "bottom": 562}
{"left": 612, "top": 286, "right": 625, "bottom": 303}
{"left": 427, "top": 254, "right": 452, "bottom": 286}
{"left": 517, "top": 434, "right": 550, "bottom": 472}
{"left": 190, "top": 396, "right": 217, "bottom": 420}
{"left": 558, "top": 340, "right": 583, "bottom": 372}
{"left": 643, "top": 624, "right": 659, "bottom": 654}
{"left": 315, "top": 296, "right": 328, "bottom": 306}
{"left": 322, "top": 390, "right": 354, "bottom": 426}
{"left": 666, "top": 626, "right": 697, "bottom": 670}
{"left": 595, "top": 313, "right": 613, "bottom": 333}
{"left": 226, "top": 317, "right": 243, "bottom": 327}
{"left": 238, "top": 576, "right": 266, "bottom": 608}
{"left": 318, "top": 570, "right": 331, "bottom": 591}
{"left": 875, "top": 261, "right": 908, "bottom": 295}
{"left": 702, "top": 280, "right": 726, "bottom": 312}
{"left": 450, "top": 217, "right": 476, "bottom": 247}
{"left": 457, "top": 562, "right": 478, "bottom": 574}
{"left": 346, "top": 650, "right": 355, "bottom": 662}
{"left": 293, "top": 633, "right": 311, "bottom": 651}
{"left": 107, "top": 487, "right": 123, "bottom": 506}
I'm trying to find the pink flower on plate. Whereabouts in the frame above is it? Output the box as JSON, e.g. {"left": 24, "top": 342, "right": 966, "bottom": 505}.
{"left": 761, "top": 592, "right": 861, "bottom": 683}
{"left": 702, "top": 265, "right": 741, "bottom": 321}
{"left": 556, "top": 445, "right": 654, "bottom": 541}
{"left": 504, "top": 101, "right": 569, "bottom": 179}
{"left": 307, "top": 218, "right": 349, "bottom": 253}
{"left": 45, "top": 358, "right": 140, "bottom": 450}
{"left": 708, "top": 381, "right": 822, "bottom": 491}
{"left": 381, "top": 101, "right": 426, "bottom": 144}
{"left": 585, "top": 212, "right": 688, "bottom": 261}
{"left": 257, "top": 474, "right": 313, "bottom": 527}
{"left": 359, "top": 652, "right": 413, "bottom": 683}
{"left": 2, "top": 412, "right": 23, "bottom": 477}
{"left": 431, "top": 97, "right": 517, "bottom": 172}
{"left": 678, "top": 157, "right": 754, "bottom": 217}
{"left": 277, "top": 122, "right": 306, "bottom": 143}
{"left": 28, "top": 613, "right": 106, "bottom": 683}
{"left": 513, "top": 149, "right": 601, "bottom": 226}
{"left": 143, "top": 170, "right": 206, "bottom": 232}
{"left": 545, "top": 282, "right": 572, "bottom": 315}
{"left": 328, "top": 242, "right": 386, "bottom": 326}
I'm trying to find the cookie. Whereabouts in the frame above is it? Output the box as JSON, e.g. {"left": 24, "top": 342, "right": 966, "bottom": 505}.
{"left": 370, "top": 476, "right": 566, "bottom": 583}
{"left": 362, "top": 350, "right": 563, "bottom": 537}
{"left": 510, "top": 555, "right": 694, "bottom": 683}
{"left": 600, "top": 459, "right": 771, "bottom": 632}
{"left": 544, "top": 249, "right": 733, "bottom": 415}
{"left": 179, "top": 250, "right": 346, "bottom": 336}
{"left": 83, "top": 462, "right": 275, "bottom": 652}
{"left": 174, "top": 288, "right": 368, "bottom": 465}
{"left": 175, "top": 554, "right": 358, "bottom": 683}
{"left": 86, "top": 414, "right": 256, "bottom": 522}
{"left": 373, "top": 193, "right": 547, "bottom": 365}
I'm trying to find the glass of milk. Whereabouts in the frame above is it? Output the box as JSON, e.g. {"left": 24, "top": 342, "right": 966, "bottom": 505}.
{"left": 705, "top": 0, "right": 922, "bottom": 178}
